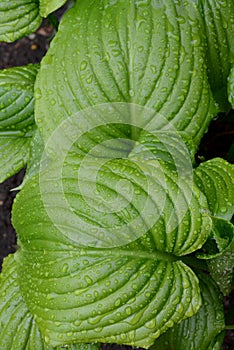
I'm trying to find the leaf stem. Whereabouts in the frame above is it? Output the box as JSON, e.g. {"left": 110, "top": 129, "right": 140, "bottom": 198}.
{"left": 70, "top": 247, "right": 178, "bottom": 263}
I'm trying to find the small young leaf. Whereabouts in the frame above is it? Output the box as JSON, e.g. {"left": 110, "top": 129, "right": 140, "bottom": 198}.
{"left": 0, "top": 64, "right": 39, "bottom": 183}
{"left": 150, "top": 272, "right": 225, "bottom": 350}
{"left": 39, "top": 0, "right": 68, "bottom": 17}
{"left": 197, "top": 217, "right": 234, "bottom": 295}
{"left": 0, "top": 1, "right": 41, "bottom": 42}
{"left": 194, "top": 158, "right": 234, "bottom": 220}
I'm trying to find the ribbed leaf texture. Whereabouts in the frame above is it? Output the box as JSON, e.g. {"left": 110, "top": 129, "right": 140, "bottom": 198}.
{"left": 194, "top": 158, "right": 234, "bottom": 220}
{"left": 1, "top": 0, "right": 233, "bottom": 349}
{"left": 150, "top": 272, "right": 225, "bottom": 350}
{"left": 0, "top": 255, "right": 102, "bottom": 350}
{"left": 35, "top": 0, "right": 222, "bottom": 145}
{"left": 0, "top": 64, "right": 39, "bottom": 182}
{"left": 197, "top": 0, "right": 234, "bottom": 110}
{"left": 0, "top": 255, "right": 50, "bottom": 350}
{"left": 0, "top": 1, "right": 42, "bottom": 42}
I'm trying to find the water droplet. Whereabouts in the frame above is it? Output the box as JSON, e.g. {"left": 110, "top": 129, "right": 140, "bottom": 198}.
{"left": 191, "top": 35, "right": 201, "bottom": 47}
{"left": 150, "top": 65, "right": 156, "bottom": 74}
{"left": 62, "top": 263, "right": 69, "bottom": 273}
{"left": 80, "top": 60, "right": 88, "bottom": 71}
{"left": 183, "top": 278, "right": 190, "bottom": 289}
{"left": 125, "top": 306, "right": 132, "bottom": 315}
{"left": 47, "top": 293, "right": 53, "bottom": 300}
{"left": 115, "top": 298, "right": 122, "bottom": 307}
{"left": 44, "top": 335, "right": 50, "bottom": 343}
{"left": 145, "top": 318, "right": 156, "bottom": 329}
{"left": 74, "top": 319, "right": 81, "bottom": 326}
{"left": 34, "top": 87, "right": 42, "bottom": 99}
{"left": 50, "top": 98, "right": 56, "bottom": 106}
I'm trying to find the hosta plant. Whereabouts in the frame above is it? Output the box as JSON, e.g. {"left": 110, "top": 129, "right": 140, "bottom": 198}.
{"left": 0, "top": 1, "right": 234, "bottom": 349}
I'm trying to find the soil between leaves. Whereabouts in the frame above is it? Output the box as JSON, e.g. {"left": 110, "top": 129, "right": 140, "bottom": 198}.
{"left": 0, "top": 6, "right": 233, "bottom": 349}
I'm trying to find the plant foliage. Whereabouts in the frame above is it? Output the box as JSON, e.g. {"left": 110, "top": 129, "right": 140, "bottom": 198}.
{"left": 0, "top": 1, "right": 234, "bottom": 349}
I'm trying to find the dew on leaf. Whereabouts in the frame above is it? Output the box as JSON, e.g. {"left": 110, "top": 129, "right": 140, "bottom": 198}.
{"left": 114, "top": 297, "right": 122, "bottom": 308}
{"left": 44, "top": 335, "right": 50, "bottom": 343}
{"left": 125, "top": 306, "right": 132, "bottom": 315}
{"left": 62, "top": 263, "right": 69, "bottom": 273}
{"left": 50, "top": 98, "right": 56, "bottom": 106}
{"left": 146, "top": 318, "right": 156, "bottom": 329}
{"left": 74, "top": 319, "right": 81, "bottom": 327}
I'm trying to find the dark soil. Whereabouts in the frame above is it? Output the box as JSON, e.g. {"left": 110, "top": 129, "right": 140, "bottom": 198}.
{"left": 0, "top": 3, "right": 233, "bottom": 349}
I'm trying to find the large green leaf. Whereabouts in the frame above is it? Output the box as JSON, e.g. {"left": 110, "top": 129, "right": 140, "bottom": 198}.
{"left": 0, "top": 1, "right": 42, "bottom": 42}
{"left": 194, "top": 158, "right": 234, "bottom": 220}
{"left": 196, "top": 0, "right": 234, "bottom": 110}
{"left": 150, "top": 272, "right": 225, "bottom": 350}
{"left": 8, "top": 1, "right": 234, "bottom": 348}
{"left": 0, "top": 65, "right": 39, "bottom": 183}
{"left": 35, "top": 0, "right": 221, "bottom": 147}
{"left": 39, "top": 0, "right": 68, "bottom": 17}
{"left": 13, "top": 241, "right": 202, "bottom": 348}
{"left": 12, "top": 122, "right": 212, "bottom": 348}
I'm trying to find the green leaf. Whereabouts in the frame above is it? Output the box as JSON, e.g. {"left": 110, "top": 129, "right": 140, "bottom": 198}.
{"left": 35, "top": 0, "right": 219, "bottom": 147}
{"left": 0, "top": 254, "right": 101, "bottom": 350}
{"left": 0, "top": 1, "right": 42, "bottom": 42}
{"left": 194, "top": 158, "right": 234, "bottom": 220}
{"left": 150, "top": 272, "right": 225, "bottom": 350}
{"left": 14, "top": 244, "right": 202, "bottom": 348}
{"left": 39, "top": 0, "right": 68, "bottom": 17}
{"left": 0, "top": 64, "right": 39, "bottom": 183}
{"left": 197, "top": 217, "right": 234, "bottom": 295}
{"left": 16, "top": 129, "right": 45, "bottom": 190}
{"left": 228, "top": 67, "right": 234, "bottom": 108}
{"left": 8, "top": 1, "right": 234, "bottom": 348}
{"left": 11, "top": 125, "right": 213, "bottom": 347}
{"left": 196, "top": 0, "right": 234, "bottom": 110}
{"left": 0, "top": 255, "right": 52, "bottom": 350}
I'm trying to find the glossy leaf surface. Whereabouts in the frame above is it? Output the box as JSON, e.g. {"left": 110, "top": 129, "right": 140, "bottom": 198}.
{"left": 197, "top": 218, "right": 234, "bottom": 295}
{"left": 150, "top": 272, "right": 225, "bottom": 350}
{"left": 39, "top": 0, "right": 68, "bottom": 17}
{"left": 35, "top": 0, "right": 221, "bottom": 146}
{"left": 0, "top": 64, "right": 39, "bottom": 182}
{"left": 194, "top": 158, "right": 234, "bottom": 220}
{"left": 0, "top": 255, "right": 51, "bottom": 350}
{"left": 0, "top": 1, "right": 41, "bottom": 42}
{"left": 5, "top": 0, "right": 234, "bottom": 349}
